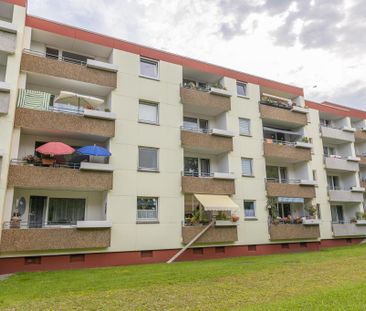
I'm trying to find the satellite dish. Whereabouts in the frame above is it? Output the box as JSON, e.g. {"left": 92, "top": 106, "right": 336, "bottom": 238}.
{"left": 16, "top": 197, "right": 26, "bottom": 216}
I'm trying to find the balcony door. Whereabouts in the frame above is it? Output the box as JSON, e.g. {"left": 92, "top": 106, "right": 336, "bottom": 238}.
{"left": 266, "top": 166, "right": 287, "bottom": 183}
{"left": 184, "top": 157, "right": 210, "bottom": 177}
{"left": 29, "top": 196, "right": 47, "bottom": 228}
{"left": 327, "top": 175, "right": 340, "bottom": 190}
{"left": 331, "top": 205, "right": 344, "bottom": 223}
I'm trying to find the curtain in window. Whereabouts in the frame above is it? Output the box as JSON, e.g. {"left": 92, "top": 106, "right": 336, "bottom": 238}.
{"left": 48, "top": 198, "right": 85, "bottom": 225}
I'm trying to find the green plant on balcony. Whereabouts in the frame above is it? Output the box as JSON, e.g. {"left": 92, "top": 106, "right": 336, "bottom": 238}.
{"left": 22, "top": 154, "right": 40, "bottom": 165}
{"left": 301, "top": 137, "right": 312, "bottom": 143}
{"left": 190, "top": 207, "right": 209, "bottom": 225}
{"left": 305, "top": 205, "right": 317, "bottom": 219}
{"left": 266, "top": 197, "right": 278, "bottom": 220}
{"left": 216, "top": 211, "right": 228, "bottom": 221}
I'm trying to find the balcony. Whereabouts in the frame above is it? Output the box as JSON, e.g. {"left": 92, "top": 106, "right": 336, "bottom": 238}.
{"left": 355, "top": 129, "right": 366, "bottom": 142}
{"left": 181, "top": 128, "right": 233, "bottom": 154}
{"left": 0, "top": 226, "right": 111, "bottom": 253}
{"left": 358, "top": 155, "right": 366, "bottom": 167}
{"left": 269, "top": 224, "right": 320, "bottom": 240}
{"left": 263, "top": 140, "right": 312, "bottom": 163}
{"left": 259, "top": 103, "right": 308, "bottom": 128}
{"left": 328, "top": 189, "right": 364, "bottom": 203}
{"left": 332, "top": 223, "right": 366, "bottom": 237}
{"left": 0, "top": 20, "right": 17, "bottom": 54}
{"left": 182, "top": 225, "right": 238, "bottom": 244}
{"left": 0, "top": 81, "right": 11, "bottom": 114}
{"left": 266, "top": 180, "right": 316, "bottom": 198}
{"left": 20, "top": 49, "right": 117, "bottom": 88}
{"left": 180, "top": 86, "right": 231, "bottom": 116}
{"left": 321, "top": 126, "right": 355, "bottom": 143}
{"left": 324, "top": 156, "right": 360, "bottom": 172}
{"left": 182, "top": 173, "right": 235, "bottom": 195}
{"left": 15, "top": 107, "right": 115, "bottom": 139}
{"left": 8, "top": 164, "right": 113, "bottom": 191}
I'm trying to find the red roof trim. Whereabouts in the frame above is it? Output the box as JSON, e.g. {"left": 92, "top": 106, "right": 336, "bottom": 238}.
{"left": 2, "top": 0, "right": 27, "bottom": 7}
{"left": 25, "top": 15, "right": 304, "bottom": 96}
{"left": 306, "top": 100, "right": 366, "bottom": 119}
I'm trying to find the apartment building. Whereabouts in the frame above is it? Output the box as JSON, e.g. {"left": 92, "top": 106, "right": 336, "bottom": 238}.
{"left": 0, "top": 0, "right": 365, "bottom": 273}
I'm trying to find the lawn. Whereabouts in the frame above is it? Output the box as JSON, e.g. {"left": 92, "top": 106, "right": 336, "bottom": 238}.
{"left": 1, "top": 245, "right": 366, "bottom": 310}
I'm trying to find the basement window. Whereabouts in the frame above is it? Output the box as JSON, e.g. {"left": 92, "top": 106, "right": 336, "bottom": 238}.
{"left": 24, "top": 256, "right": 41, "bottom": 265}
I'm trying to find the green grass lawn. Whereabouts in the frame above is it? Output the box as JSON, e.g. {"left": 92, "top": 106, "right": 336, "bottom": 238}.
{"left": 1, "top": 245, "right": 366, "bottom": 310}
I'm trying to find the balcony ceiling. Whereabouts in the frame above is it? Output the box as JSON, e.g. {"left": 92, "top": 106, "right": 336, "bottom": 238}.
{"left": 31, "top": 29, "right": 113, "bottom": 58}
{"left": 260, "top": 86, "right": 297, "bottom": 100}
{"left": 183, "top": 67, "right": 222, "bottom": 83}
{"left": 26, "top": 73, "right": 111, "bottom": 97}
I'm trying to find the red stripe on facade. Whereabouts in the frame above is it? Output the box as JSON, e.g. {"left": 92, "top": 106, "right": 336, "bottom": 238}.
{"left": 25, "top": 15, "right": 304, "bottom": 97}
{"left": 306, "top": 100, "right": 366, "bottom": 119}
{"left": 2, "top": 0, "right": 27, "bottom": 7}
{"left": 0, "top": 239, "right": 362, "bottom": 275}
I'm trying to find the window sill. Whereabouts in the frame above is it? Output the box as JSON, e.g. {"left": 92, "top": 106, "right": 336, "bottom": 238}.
{"left": 139, "top": 74, "right": 160, "bottom": 81}
{"left": 242, "top": 174, "right": 255, "bottom": 178}
{"left": 237, "top": 95, "right": 250, "bottom": 99}
{"left": 138, "top": 168, "right": 160, "bottom": 173}
{"left": 244, "top": 217, "right": 258, "bottom": 221}
{"left": 136, "top": 220, "right": 159, "bottom": 224}
{"left": 240, "top": 134, "right": 252, "bottom": 137}
{"left": 138, "top": 120, "right": 160, "bottom": 126}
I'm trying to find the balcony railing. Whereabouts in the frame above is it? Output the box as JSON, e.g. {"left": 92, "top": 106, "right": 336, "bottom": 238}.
{"left": 259, "top": 99, "right": 293, "bottom": 110}
{"left": 137, "top": 210, "right": 158, "bottom": 221}
{"left": 264, "top": 139, "right": 297, "bottom": 147}
{"left": 181, "top": 125, "right": 211, "bottom": 134}
{"left": 11, "top": 158, "right": 109, "bottom": 169}
{"left": 266, "top": 178, "right": 302, "bottom": 184}
{"left": 24, "top": 49, "right": 88, "bottom": 66}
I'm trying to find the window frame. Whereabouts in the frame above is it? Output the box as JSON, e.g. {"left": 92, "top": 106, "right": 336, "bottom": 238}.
{"left": 46, "top": 197, "right": 86, "bottom": 226}
{"left": 244, "top": 200, "right": 256, "bottom": 219}
{"left": 136, "top": 196, "right": 159, "bottom": 223}
{"left": 140, "top": 57, "right": 160, "bottom": 80}
{"left": 241, "top": 157, "right": 254, "bottom": 177}
{"left": 138, "top": 146, "right": 159, "bottom": 172}
{"left": 236, "top": 81, "right": 248, "bottom": 98}
{"left": 239, "top": 117, "right": 251, "bottom": 136}
{"left": 138, "top": 100, "right": 159, "bottom": 125}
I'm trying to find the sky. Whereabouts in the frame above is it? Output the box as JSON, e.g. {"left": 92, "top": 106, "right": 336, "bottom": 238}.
{"left": 27, "top": 0, "right": 366, "bottom": 111}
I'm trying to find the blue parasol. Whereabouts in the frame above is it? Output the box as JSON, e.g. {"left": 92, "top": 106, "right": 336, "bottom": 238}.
{"left": 77, "top": 145, "right": 111, "bottom": 157}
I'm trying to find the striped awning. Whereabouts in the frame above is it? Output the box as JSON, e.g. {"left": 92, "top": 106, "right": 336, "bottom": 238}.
{"left": 17, "top": 89, "right": 50, "bottom": 110}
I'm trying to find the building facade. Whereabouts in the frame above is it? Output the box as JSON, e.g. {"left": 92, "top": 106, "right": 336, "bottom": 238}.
{"left": 0, "top": 0, "right": 366, "bottom": 273}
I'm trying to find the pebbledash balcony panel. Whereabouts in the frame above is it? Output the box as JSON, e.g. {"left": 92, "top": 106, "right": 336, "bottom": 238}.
{"left": 0, "top": 228, "right": 111, "bottom": 252}
{"left": 182, "top": 176, "right": 235, "bottom": 195}
{"left": 8, "top": 165, "right": 113, "bottom": 191}
{"left": 259, "top": 104, "right": 308, "bottom": 127}
{"left": 263, "top": 142, "right": 311, "bottom": 163}
{"left": 328, "top": 190, "right": 363, "bottom": 203}
{"left": 332, "top": 224, "right": 366, "bottom": 237}
{"left": 266, "top": 183, "right": 315, "bottom": 198}
{"left": 20, "top": 52, "right": 117, "bottom": 88}
{"left": 181, "top": 130, "right": 233, "bottom": 154}
{"left": 182, "top": 225, "right": 238, "bottom": 244}
{"left": 359, "top": 156, "right": 366, "bottom": 167}
{"left": 269, "top": 224, "right": 320, "bottom": 240}
{"left": 324, "top": 157, "right": 359, "bottom": 172}
{"left": 355, "top": 129, "right": 366, "bottom": 142}
{"left": 180, "top": 87, "right": 231, "bottom": 116}
{"left": 14, "top": 108, "right": 115, "bottom": 138}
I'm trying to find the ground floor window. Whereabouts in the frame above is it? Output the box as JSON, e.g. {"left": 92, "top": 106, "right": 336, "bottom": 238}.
{"left": 47, "top": 198, "right": 85, "bottom": 225}
{"left": 137, "top": 197, "right": 158, "bottom": 222}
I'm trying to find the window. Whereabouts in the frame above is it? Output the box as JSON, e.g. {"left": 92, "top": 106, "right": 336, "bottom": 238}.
{"left": 241, "top": 158, "right": 253, "bottom": 176}
{"left": 62, "top": 51, "right": 89, "bottom": 65}
{"left": 236, "top": 81, "right": 247, "bottom": 97}
{"left": 47, "top": 198, "right": 85, "bottom": 225}
{"left": 323, "top": 146, "right": 335, "bottom": 156}
{"left": 244, "top": 201, "right": 256, "bottom": 218}
{"left": 327, "top": 175, "right": 340, "bottom": 190}
{"left": 312, "top": 170, "right": 317, "bottom": 181}
{"left": 266, "top": 166, "right": 287, "bottom": 183}
{"left": 184, "top": 157, "right": 210, "bottom": 177}
{"left": 138, "top": 147, "right": 159, "bottom": 171}
{"left": 331, "top": 205, "right": 344, "bottom": 223}
{"left": 46, "top": 47, "right": 59, "bottom": 59}
{"left": 320, "top": 119, "right": 331, "bottom": 127}
{"left": 140, "top": 57, "right": 159, "bottom": 79}
{"left": 139, "top": 101, "right": 159, "bottom": 124}
{"left": 239, "top": 118, "right": 251, "bottom": 136}
{"left": 183, "top": 116, "right": 209, "bottom": 132}
{"left": 137, "top": 197, "right": 158, "bottom": 221}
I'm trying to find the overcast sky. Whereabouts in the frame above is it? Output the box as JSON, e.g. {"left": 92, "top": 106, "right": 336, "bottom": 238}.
{"left": 28, "top": 0, "right": 366, "bottom": 110}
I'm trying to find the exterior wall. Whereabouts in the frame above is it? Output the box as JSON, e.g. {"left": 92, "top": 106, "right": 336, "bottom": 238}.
{"left": 0, "top": 4, "right": 26, "bottom": 241}
{"left": 0, "top": 29, "right": 16, "bottom": 53}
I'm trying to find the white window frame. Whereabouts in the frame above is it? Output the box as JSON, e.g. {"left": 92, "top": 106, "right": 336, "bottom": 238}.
{"left": 236, "top": 81, "right": 248, "bottom": 98}
{"left": 244, "top": 200, "right": 256, "bottom": 218}
{"left": 138, "top": 146, "right": 159, "bottom": 172}
{"left": 241, "top": 158, "right": 253, "bottom": 177}
{"left": 136, "top": 197, "right": 159, "bottom": 222}
{"left": 138, "top": 100, "right": 159, "bottom": 125}
{"left": 140, "top": 57, "right": 159, "bottom": 80}
{"left": 239, "top": 118, "right": 251, "bottom": 136}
